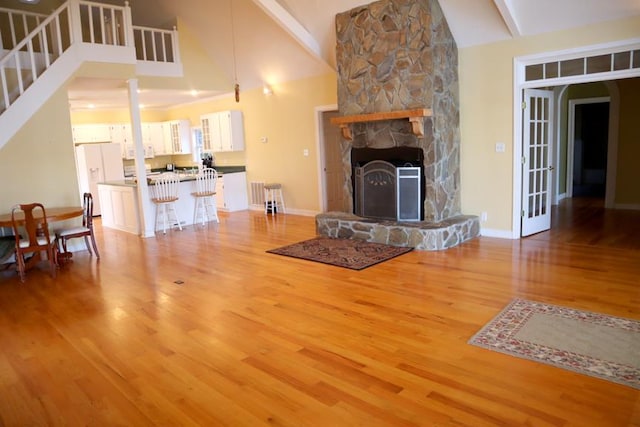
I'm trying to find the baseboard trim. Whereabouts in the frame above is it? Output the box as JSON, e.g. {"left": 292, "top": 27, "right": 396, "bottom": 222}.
{"left": 480, "top": 228, "right": 517, "bottom": 239}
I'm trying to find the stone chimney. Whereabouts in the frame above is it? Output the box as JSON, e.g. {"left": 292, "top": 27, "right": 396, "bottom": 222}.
{"left": 335, "top": 0, "right": 460, "bottom": 222}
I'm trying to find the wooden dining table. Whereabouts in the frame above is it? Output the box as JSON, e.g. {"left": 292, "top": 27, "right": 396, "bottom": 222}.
{"left": 0, "top": 206, "right": 84, "bottom": 228}
{"left": 0, "top": 206, "right": 84, "bottom": 267}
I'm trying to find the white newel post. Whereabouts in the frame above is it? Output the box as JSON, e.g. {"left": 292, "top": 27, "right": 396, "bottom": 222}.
{"left": 127, "top": 79, "right": 155, "bottom": 238}
{"left": 68, "top": 0, "right": 82, "bottom": 45}
{"left": 124, "top": 1, "right": 134, "bottom": 48}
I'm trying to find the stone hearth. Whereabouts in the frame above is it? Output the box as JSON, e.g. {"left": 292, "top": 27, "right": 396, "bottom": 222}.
{"left": 316, "top": 212, "right": 479, "bottom": 251}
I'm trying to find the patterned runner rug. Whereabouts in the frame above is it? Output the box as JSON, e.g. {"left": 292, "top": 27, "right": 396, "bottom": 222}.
{"left": 469, "top": 299, "right": 640, "bottom": 389}
{"left": 266, "top": 237, "right": 413, "bottom": 270}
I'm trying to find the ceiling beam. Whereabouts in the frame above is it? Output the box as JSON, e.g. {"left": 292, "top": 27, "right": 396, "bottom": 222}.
{"left": 492, "top": 0, "right": 521, "bottom": 37}
{"left": 251, "top": 0, "right": 324, "bottom": 62}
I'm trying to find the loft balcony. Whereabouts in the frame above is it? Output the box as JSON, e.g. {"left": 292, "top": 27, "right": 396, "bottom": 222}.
{"left": 0, "top": 0, "right": 182, "bottom": 149}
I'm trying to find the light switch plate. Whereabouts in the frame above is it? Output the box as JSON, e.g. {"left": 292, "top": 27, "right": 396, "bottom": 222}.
{"left": 495, "top": 142, "right": 506, "bottom": 153}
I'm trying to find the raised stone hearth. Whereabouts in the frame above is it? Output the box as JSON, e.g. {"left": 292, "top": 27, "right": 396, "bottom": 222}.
{"left": 316, "top": 212, "right": 479, "bottom": 251}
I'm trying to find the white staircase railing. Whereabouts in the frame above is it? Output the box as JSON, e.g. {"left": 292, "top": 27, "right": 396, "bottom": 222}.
{"left": 0, "top": 2, "right": 72, "bottom": 113}
{"left": 0, "top": 7, "right": 48, "bottom": 53}
{"left": 0, "top": 0, "right": 182, "bottom": 150}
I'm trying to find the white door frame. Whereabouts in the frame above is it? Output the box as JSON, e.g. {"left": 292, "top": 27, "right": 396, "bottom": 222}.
{"left": 512, "top": 38, "right": 640, "bottom": 238}
{"left": 314, "top": 104, "right": 338, "bottom": 213}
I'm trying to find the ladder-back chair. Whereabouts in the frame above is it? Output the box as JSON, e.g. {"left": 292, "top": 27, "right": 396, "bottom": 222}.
{"left": 55, "top": 192, "right": 100, "bottom": 259}
{"left": 11, "top": 203, "right": 57, "bottom": 282}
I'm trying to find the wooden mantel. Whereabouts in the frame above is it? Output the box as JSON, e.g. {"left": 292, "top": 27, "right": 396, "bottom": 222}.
{"left": 330, "top": 108, "right": 432, "bottom": 140}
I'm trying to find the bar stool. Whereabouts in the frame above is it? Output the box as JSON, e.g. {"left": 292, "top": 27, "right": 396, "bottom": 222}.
{"left": 192, "top": 168, "right": 219, "bottom": 225}
{"left": 151, "top": 172, "right": 182, "bottom": 234}
{"left": 264, "top": 183, "right": 285, "bottom": 214}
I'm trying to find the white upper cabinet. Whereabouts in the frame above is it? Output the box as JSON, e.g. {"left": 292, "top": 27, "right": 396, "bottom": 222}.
{"left": 143, "top": 122, "right": 167, "bottom": 156}
{"left": 200, "top": 110, "right": 244, "bottom": 152}
{"left": 109, "top": 123, "right": 132, "bottom": 158}
{"left": 72, "top": 124, "right": 112, "bottom": 143}
{"left": 164, "top": 120, "right": 191, "bottom": 154}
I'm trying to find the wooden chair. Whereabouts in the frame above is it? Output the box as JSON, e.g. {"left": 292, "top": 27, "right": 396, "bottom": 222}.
{"left": 151, "top": 172, "right": 183, "bottom": 234}
{"left": 191, "top": 168, "right": 219, "bottom": 225}
{"left": 55, "top": 192, "right": 100, "bottom": 259}
{"left": 11, "top": 203, "right": 57, "bottom": 282}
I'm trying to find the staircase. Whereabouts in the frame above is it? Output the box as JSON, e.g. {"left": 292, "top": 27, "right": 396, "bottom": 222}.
{"left": 0, "top": 0, "right": 182, "bottom": 150}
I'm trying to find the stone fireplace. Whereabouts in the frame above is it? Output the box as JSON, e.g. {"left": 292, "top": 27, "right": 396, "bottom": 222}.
{"left": 315, "top": 0, "right": 480, "bottom": 250}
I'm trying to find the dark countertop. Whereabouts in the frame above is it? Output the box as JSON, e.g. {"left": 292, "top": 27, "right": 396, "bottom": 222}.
{"left": 102, "top": 166, "right": 246, "bottom": 187}
{"left": 151, "top": 165, "right": 246, "bottom": 174}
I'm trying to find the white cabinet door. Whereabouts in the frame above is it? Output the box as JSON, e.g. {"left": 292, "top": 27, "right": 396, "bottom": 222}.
{"left": 165, "top": 120, "right": 191, "bottom": 154}
{"left": 98, "top": 184, "right": 140, "bottom": 234}
{"left": 72, "top": 124, "right": 112, "bottom": 143}
{"left": 143, "top": 122, "right": 165, "bottom": 156}
{"left": 200, "top": 114, "right": 213, "bottom": 151}
{"left": 220, "top": 111, "right": 244, "bottom": 152}
{"left": 200, "top": 111, "right": 244, "bottom": 152}
{"left": 110, "top": 124, "right": 132, "bottom": 158}
{"left": 216, "top": 172, "right": 248, "bottom": 211}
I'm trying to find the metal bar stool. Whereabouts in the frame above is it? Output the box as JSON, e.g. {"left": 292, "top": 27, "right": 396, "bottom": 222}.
{"left": 264, "top": 183, "right": 285, "bottom": 214}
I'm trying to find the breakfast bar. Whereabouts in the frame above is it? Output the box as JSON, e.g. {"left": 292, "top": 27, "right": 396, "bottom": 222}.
{"left": 98, "top": 167, "right": 248, "bottom": 235}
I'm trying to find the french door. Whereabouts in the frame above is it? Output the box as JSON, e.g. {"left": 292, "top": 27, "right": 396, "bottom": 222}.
{"left": 521, "top": 89, "right": 554, "bottom": 236}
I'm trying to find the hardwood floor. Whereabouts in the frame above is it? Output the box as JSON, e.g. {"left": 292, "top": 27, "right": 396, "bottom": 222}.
{"left": 0, "top": 199, "right": 638, "bottom": 426}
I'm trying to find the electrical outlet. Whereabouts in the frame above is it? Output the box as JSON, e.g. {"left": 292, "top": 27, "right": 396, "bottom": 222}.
{"left": 303, "top": 148, "right": 309, "bottom": 157}
{"left": 481, "top": 212, "right": 488, "bottom": 222}
{"left": 495, "top": 142, "right": 506, "bottom": 153}
{"left": 260, "top": 136, "right": 268, "bottom": 143}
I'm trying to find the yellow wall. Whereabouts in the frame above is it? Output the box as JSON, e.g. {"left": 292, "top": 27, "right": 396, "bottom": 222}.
{"left": 459, "top": 15, "right": 640, "bottom": 233}
{"left": 0, "top": 87, "right": 79, "bottom": 214}
{"left": 167, "top": 73, "right": 338, "bottom": 212}
{"left": 616, "top": 78, "right": 640, "bottom": 205}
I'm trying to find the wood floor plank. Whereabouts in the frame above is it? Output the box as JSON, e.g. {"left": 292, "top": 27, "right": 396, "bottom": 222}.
{"left": 0, "top": 197, "right": 638, "bottom": 426}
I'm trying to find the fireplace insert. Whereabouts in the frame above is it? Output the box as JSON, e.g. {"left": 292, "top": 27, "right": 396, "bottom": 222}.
{"left": 351, "top": 147, "right": 424, "bottom": 221}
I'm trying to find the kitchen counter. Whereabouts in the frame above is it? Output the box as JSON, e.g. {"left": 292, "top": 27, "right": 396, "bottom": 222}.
{"left": 151, "top": 165, "right": 246, "bottom": 174}
{"left": 97, "top": 170, "right": 249, "bottom": 235}
{"left": 104, "top": 167, "right": 246, "bottom": 187}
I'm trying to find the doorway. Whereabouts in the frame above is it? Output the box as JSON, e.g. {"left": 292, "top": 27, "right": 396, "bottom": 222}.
{"left": 315, "top": 105, "right": 343, "bottom": 212}
{"left": 567, "top": 100, "right": 610, "bottom": 199}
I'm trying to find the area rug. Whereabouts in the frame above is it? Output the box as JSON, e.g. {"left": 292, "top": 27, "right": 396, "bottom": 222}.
{"left": 266, "top": 237, "right": 413, "bottom": 270}
{"left": 468, "top": 298, "right": 640, "bottom": 389}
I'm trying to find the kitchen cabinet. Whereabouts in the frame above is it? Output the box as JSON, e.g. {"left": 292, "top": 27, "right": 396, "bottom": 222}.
{"left": 98, "top": 184, "right": 140, "bottom": 234}
{"left": 164, "top": 120, "right": 191, "bottom": 154}
{"left": 215, "top": 172, "right": 248, "bottom": 211}
{"left": 115, "top": 122, "right": 154, "bottom": 160}
{"left": 200, "top": 111, "right": 244, "bottom": 152}
{"left": 143, "top": 122, "right": 167, "bottom": 156}
{"left": 72, "top": 124, "right": 112, "bottom": 143}
{"left": 109, "top": 123, "right": 132, "bottom": 158}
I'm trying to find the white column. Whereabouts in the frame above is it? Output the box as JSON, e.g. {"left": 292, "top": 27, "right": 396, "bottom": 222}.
{"left": 127, "top": 78, "right": 155, "bottom": 238}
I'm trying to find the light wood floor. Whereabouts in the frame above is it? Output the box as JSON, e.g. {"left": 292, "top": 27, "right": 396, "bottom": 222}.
{"left": 0, "top": 198, "right": 638, "bottom": 426}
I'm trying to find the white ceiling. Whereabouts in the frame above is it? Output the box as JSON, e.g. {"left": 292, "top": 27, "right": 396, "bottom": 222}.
{"left": 58, "top": 0, "right": 640, "bottom": 110}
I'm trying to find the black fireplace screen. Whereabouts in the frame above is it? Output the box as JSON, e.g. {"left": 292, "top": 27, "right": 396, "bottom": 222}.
{"left": 355, "top": 161, "right": 396, "bottom": 220}
{"left": 352, "top": 147, "right": 424, "bottom": 221}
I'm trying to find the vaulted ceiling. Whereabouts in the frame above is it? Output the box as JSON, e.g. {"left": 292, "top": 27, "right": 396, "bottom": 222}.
{"left": 6, "top": 0, "right": 637, "bottom": 109}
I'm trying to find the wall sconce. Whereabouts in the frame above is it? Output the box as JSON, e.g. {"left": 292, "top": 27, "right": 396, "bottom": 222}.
{"left": 263, "top": 85, "right": 273, "bottom": 96}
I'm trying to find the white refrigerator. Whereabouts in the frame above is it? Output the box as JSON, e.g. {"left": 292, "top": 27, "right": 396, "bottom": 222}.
{"left": 75, "top": 143, "right": 124, "bottom": 216}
